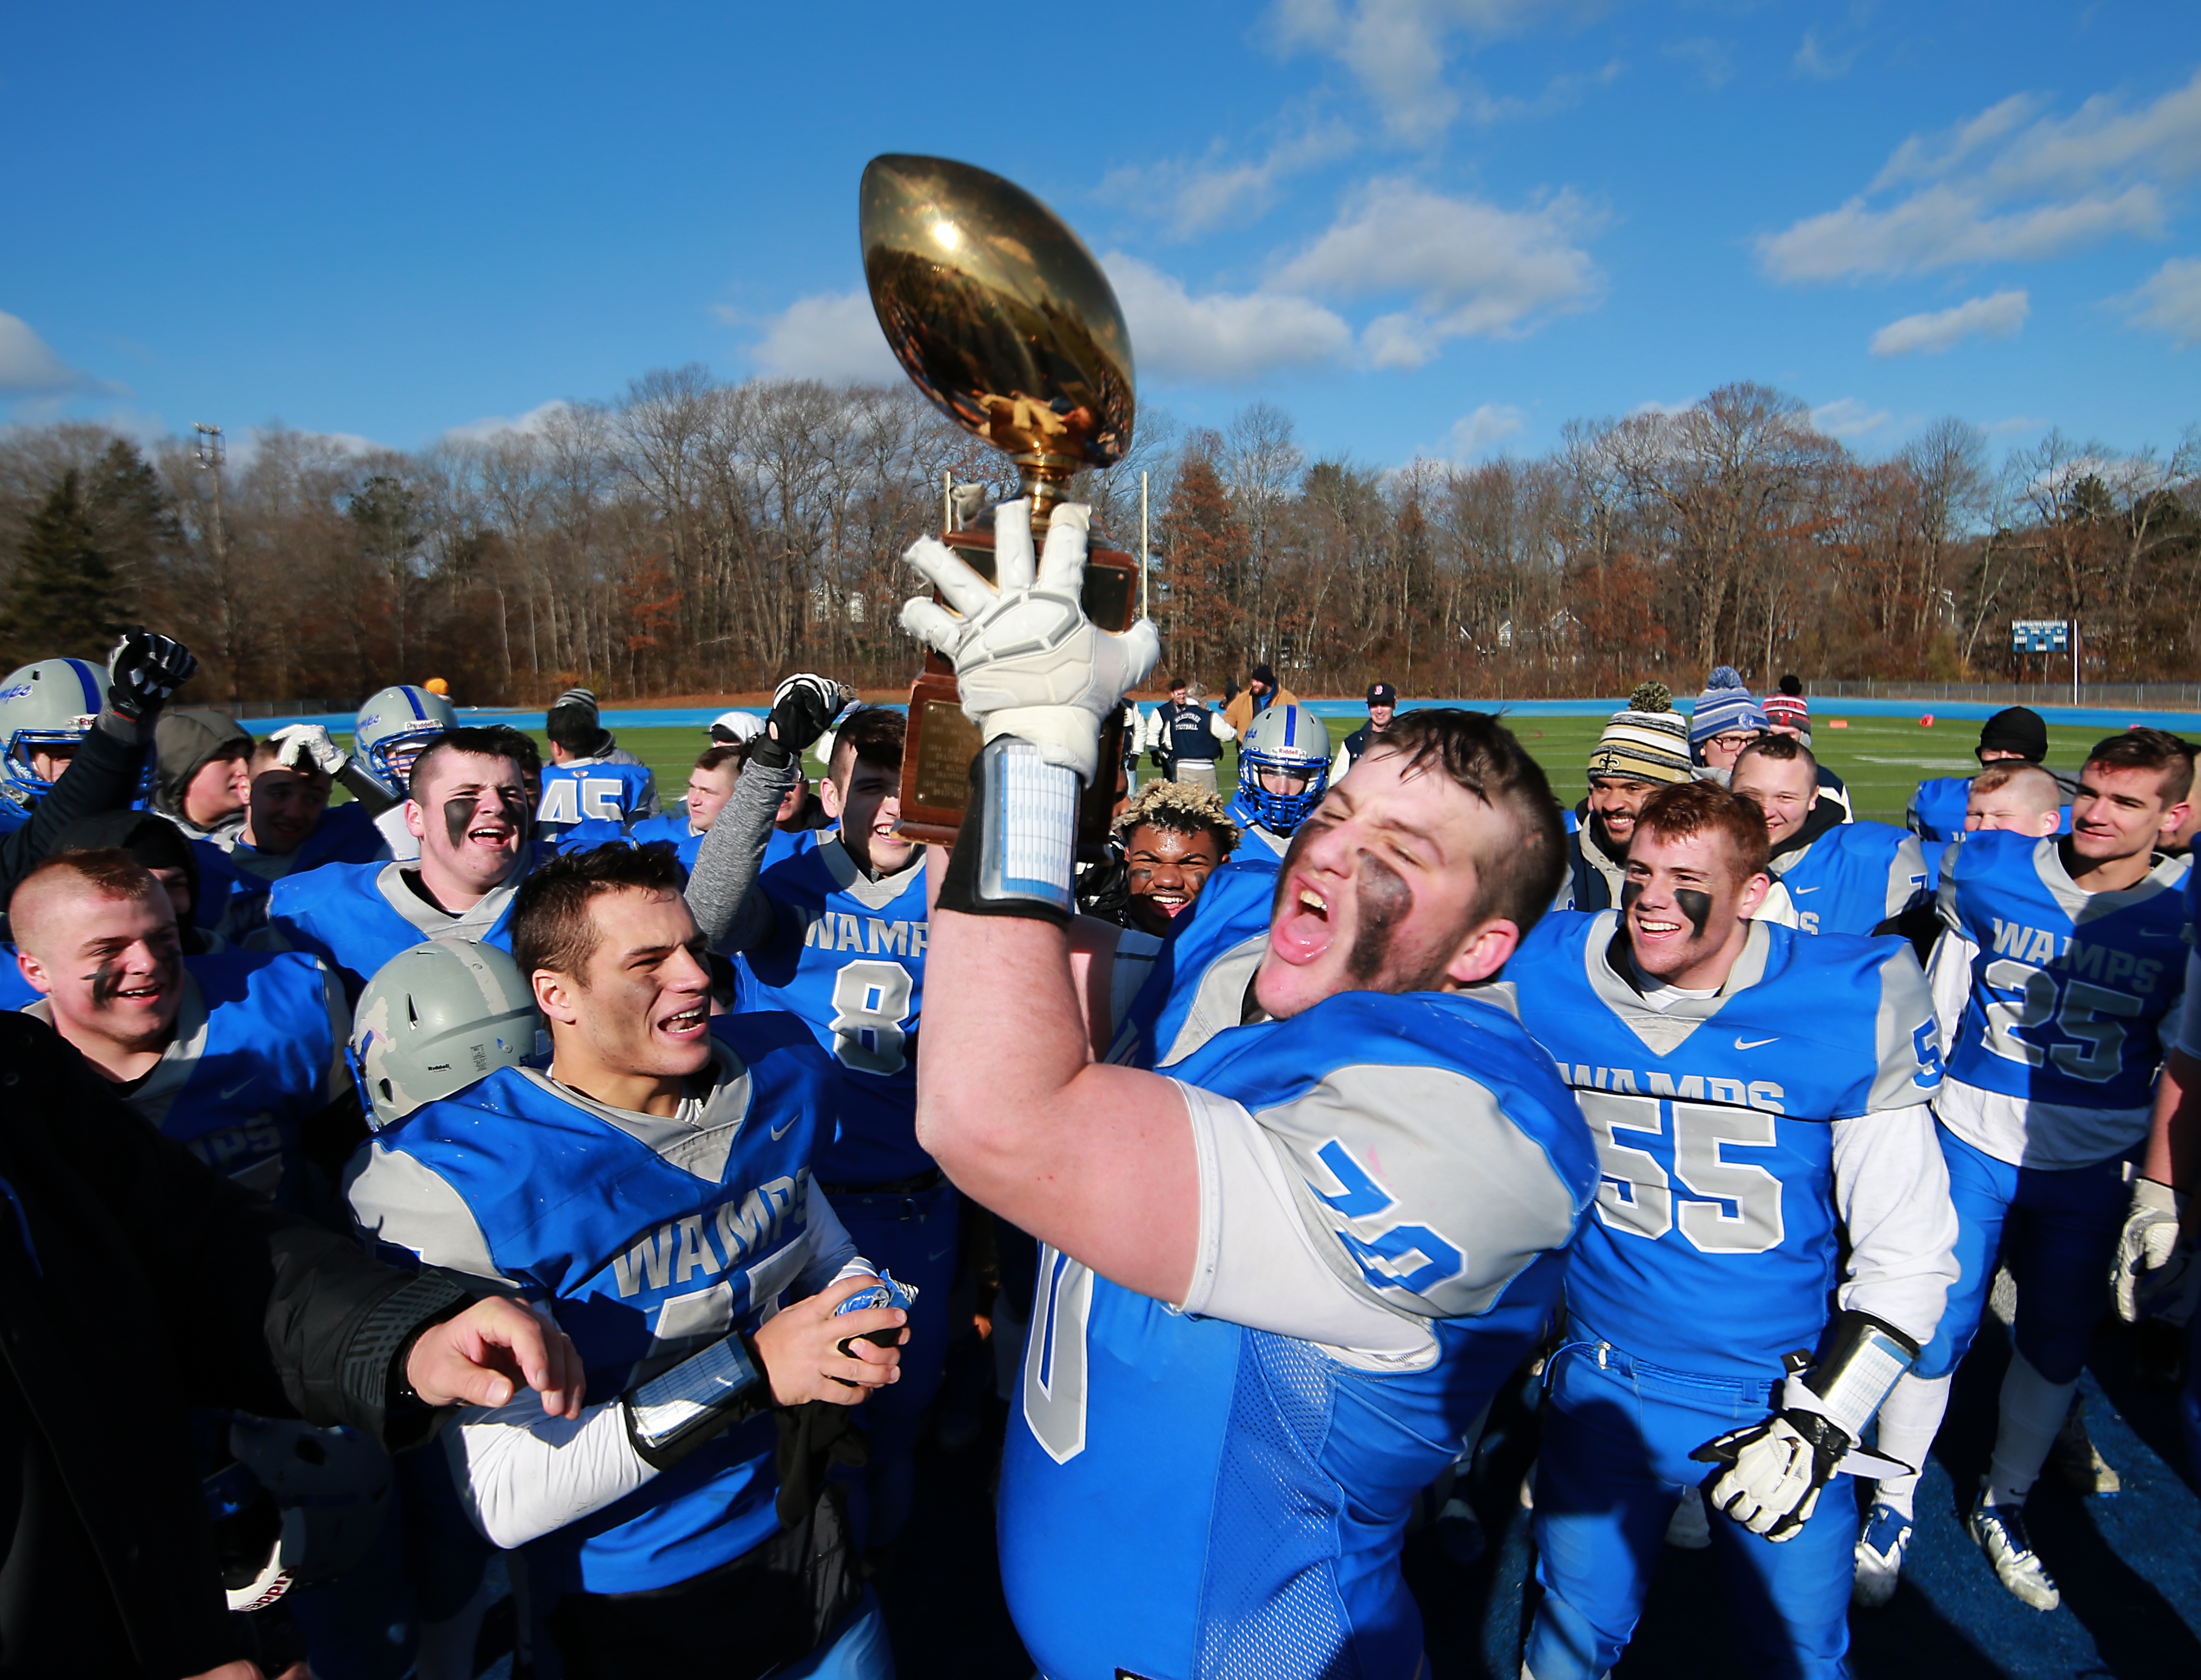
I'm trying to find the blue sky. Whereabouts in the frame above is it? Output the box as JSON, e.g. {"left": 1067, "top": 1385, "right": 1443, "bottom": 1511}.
{"left": 3, "top": 1, "right": 2196, "bottom": 467}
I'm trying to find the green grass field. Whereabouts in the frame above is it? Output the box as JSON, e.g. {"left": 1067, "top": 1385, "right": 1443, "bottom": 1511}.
{"left": 530, "top": 713, "right": 2112, "bottom": 829}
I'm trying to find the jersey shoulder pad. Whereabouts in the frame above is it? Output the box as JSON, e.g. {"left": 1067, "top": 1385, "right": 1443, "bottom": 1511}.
{"left": 1768, "top": 929, "right": 1939, "bottom": 1113}
{"left": 1238, "top": 992, "right": 1594, "bottom": 1320}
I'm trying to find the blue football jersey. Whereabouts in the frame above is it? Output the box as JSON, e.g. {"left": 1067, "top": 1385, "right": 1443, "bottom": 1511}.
{"left": 18, "top": 950, "right": 341, "bottom": 1205}
{"left": 1105, "top": 867, "right": 1276, "bottom": 1071}
{"left": 743, "top": 838, "right": 929, "bottom": 1185}
{"left": 267, "top": 858, "right": 524, "bottom": 1001}
{"left": 536, "top": 759, "right": 656, "bottom": 848}
{"left": 1910, "top": 773, "right": 2072, "bottom": 844}
{"left": 197, "top": 804, "right": 393, "bottom": 939}
{"left": 625, "top": 811, "right": 705, "bottom": 871}
{"left": 1936, "top": 829, "right": 2189, "bottom": 1114}
{"left": 1772, "top": 819, "right": 1929, "bottom": 937}
{"left": 1001, "top": 989, "right": 1595, "bottom": 1680}
{"left": 1505, "top": 910, "right": 1942, "bottom": 1381}
{"left": 347, "top": 1010, "right": 841, "bottom": 1594}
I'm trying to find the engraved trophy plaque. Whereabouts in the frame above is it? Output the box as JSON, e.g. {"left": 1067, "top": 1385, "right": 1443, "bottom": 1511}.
{"left": 860, "top": 153, "right": 1139, "bottom": 847}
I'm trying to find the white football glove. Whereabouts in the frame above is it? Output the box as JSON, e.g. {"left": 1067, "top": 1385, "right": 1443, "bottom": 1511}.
{"left": 1696, "top": 1414, "right": 1831, "bottom": 1540}
{"left": 2114, "top": 1178, "right": 2195, "bottom": 1323}
{"left": 900, "top": 500, "right": 1160, "bottom": 785}
{"left": 266, "top": 723, "right": 349, "bottom": 778}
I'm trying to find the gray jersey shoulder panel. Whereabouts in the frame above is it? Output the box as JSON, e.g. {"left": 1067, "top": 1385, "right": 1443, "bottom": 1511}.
{"left": 347, "top": 1144, "right": 520, "bottom": 1286}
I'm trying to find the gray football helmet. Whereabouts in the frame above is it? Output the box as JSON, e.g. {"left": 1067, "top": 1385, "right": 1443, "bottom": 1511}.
{"left": 354, "top": 684, "right": 457, "bottom": 793}
{"left": 214, "top": 1417, "right": 394, "bottom": 1611}
{"left": 351, "top": 939, "right": 539, "bottom": 1129}
{"left": 0, "top": 657, "right": 106, "bottom": 801}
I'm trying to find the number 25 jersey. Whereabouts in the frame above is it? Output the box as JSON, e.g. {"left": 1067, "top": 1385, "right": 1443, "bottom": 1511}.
{"left": 743, "top": 836, "right": 928, "bottom": 1186}
{"left": 1932, "top": 828, "right": 2189, "bottom": 1168}
{"left": 1505, "top": 911, "right": 1942, "bottom": 1380}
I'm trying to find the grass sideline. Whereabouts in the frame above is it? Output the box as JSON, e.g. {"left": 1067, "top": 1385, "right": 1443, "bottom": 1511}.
{"left": 394, "top": 711, "right": 2111, "bottom": 831}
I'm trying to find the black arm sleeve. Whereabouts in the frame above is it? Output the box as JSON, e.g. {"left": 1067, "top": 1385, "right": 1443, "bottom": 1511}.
{"left": 0, "top": 710, "right": 147, "bottom": 901}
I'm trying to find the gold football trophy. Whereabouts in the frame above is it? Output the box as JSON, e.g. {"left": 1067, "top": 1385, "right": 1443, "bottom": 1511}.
{"left": 860, "top": 153, "right": 1139, "bottom": 846}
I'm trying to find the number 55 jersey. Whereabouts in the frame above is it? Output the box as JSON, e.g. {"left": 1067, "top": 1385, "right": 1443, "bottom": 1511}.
{"left": 1502, "top": 912, "right": 1957, "bottom": 1379}
{"left": 1000, "top": 988, "right": 1597, "bottom": 1680}
{"left": 1928, "top": 828, "right": 2190, "bottom": 1170}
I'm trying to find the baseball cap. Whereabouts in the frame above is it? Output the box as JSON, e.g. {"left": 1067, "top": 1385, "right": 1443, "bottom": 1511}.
{"left": 1367, "top": 681, "right": 1397, "bottom": 707}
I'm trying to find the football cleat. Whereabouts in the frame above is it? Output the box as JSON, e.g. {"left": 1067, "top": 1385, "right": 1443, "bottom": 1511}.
{"left": 1852, "top": 1503, "right": 1912, "bottom": 1608}
{"left": 2049, "top": 1401, "right": 2119, "bottom": 1496}
{"left": 1968, "top": 1493, "right": 2060, "bottom": 1611}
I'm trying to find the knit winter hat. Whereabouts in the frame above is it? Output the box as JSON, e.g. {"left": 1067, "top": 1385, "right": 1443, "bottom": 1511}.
{"left": 1689, "top": 667, "right": 1770, "bottom": 747}
{"left": 1763, "top": 675, "right": 1809, "bottom": 734}
{"left": 1977, "top": 706, "right": 2049, "bottom": 762}
{"left": 1588, "top": 683, "right": 1693, "bottom": 786}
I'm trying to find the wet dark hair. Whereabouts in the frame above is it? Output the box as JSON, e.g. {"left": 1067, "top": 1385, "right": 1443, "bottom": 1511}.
{"left": 1370, "top": 709, "right": 1564, "bottom": 933}
{"left": 828, "top": 707, "right": 906, "bottom": 788}
{"left": 511, "top": 843, "right": 690, "bottom": 981}
{"left": 408, "top": 727, "right": 525, "bottom": 802}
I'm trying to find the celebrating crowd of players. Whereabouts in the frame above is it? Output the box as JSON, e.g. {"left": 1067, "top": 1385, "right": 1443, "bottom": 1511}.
{"left": 1, "top": 495, "right": 2197, "bottom": 1680}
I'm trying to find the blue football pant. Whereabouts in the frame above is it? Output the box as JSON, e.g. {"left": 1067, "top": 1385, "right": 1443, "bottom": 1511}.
{"left": 827, "top": 1180, "right": 960, "bottom": 1549}
{"left": 1915, "top": 1126, "right": 2129, "bottom": 1385}
{"left": 773, "top": 1586, "right": 895, "bottom": 1679}
{"left": 1525, "top": 1341, "right": 1856, "bottom": 1680}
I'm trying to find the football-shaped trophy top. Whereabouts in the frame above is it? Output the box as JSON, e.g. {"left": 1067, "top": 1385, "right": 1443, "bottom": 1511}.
{"left": 861, "top": 154, "right": 1135, "bottom": 520}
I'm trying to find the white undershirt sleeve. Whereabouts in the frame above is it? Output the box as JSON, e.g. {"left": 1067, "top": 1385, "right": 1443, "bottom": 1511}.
{"left": 1830, "top": 1104, "right": 1959, "bottom": 1348}
{"left": 443, "top": 1389, "right": 658, "bottom": 1550}
{"left": 1925, "top": 926, "right": 1977, "bottom": 1058}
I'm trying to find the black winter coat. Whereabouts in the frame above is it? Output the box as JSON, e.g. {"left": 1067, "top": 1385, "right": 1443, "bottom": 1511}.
{"left": 0, "top": 1011, "right": 471, "bottom": 1677}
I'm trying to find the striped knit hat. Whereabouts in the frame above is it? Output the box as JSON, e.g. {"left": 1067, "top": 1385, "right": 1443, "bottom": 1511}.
{"left": 1763, "top": 674, "right": 1809, "bottom": 736}
{"left": 1689, "top": 667, "right": 1770, "bottom": 747}
{"left": 1588, "top": 683, "right": 1693, "bottom": 785}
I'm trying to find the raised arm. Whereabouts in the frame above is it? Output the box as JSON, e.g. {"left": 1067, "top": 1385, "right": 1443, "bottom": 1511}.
{"left": 684, "top": 675, "right": 845, "bottom": 952}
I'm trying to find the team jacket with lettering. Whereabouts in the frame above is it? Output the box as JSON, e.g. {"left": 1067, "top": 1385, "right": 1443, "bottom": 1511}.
{"left": 1505, "top": 911, "right": 1947, "bottom": 1379}
{"left": 23, "top": 951, "right": 344, "bottom": 1207}
{"left": 1929, "top": 829, "right": 2189, "bottom": 1166}
{"left": 345, "top": 1010, "right": 841, "bottom": 1594}
{"left": 267, "top": 859, "right": 524, "bottom": 1000}
{"left": 1769, "top": 818, "right": 1929, "bottom": 937}
{"left": 535, "top": 758, "right": 657, "bottom": 849}
{"left": 742, "top": 836, "right": 928, "bottom": 1186}
{"left": 1002, "top": 988, "right": 1596, "bottom": 1680}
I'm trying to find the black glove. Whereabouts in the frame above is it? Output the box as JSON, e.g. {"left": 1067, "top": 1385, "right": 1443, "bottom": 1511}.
{"left": 752, "top": 673, "right": 847, "bottom": 770}
{"left": 106, "top": 626, "right": 197, "bottom": 721}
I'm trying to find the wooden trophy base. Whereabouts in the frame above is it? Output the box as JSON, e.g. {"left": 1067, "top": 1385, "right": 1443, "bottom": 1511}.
{"left": 895, "top": 527, "right": 1136, "bottom": 854}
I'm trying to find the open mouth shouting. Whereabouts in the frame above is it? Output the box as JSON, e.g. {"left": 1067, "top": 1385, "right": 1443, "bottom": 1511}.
{"left": 1145, "top": 890, "right": 1193, "bottom": 919}
{"left": 654, "top": 999, "right": 710, "bottom": 1048}
{"left": 1270, "top": 875, "right": 1336, "bottom": 966}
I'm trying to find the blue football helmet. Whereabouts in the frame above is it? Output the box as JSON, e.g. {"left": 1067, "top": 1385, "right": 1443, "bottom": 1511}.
{"left": 354, "top": 685, "right": 456, "bottom": 792}
{"left": 0, "top": 658, "right": 106, "bottom": 801}
{"left": 1237, "top": 701, "right": 1331, "bottom": 835}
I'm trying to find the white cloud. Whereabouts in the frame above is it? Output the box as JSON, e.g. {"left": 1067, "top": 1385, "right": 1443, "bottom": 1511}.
{"left": 1792, "top": 29, "right": 1856, "bottom": 82}
{"left": 1987, "top": 415, "right": 2049, "bottom": 435}
{"left": 1761, "top": 68, "right": 2201, "bottom": 282}
{"left": 1630, "top": 397, "right": 1694, "bottom": 417}
{"left": 1761, "top": 183, "right": 2161, "bottom": 281}
{"left": 1447, "top": 402, "right": 1525, "bottom": 457}
{"left": 1097, "top": 117, "right": 1358, "bottom": 238}
{"left": 1101, "top": 254, "right": 1353, "bottom": 382}
{"left": 1270, "top": 1, "right": 1595, "bottom": 143}
{"left": 1273, "top": 180, "right": 1602, "bottom": 367}
{"left": 745, "top": 292, "right": 902, "bottom": 383}
{"left": 443, "top": 400, "right": 571, "bottom": 443}
{"left": 0, "top": 311, "right": 116, "bottom": 397}
{"left": 1869, "top": 289, "right": 2030, "bottom": 356}
{"left": 1811, "top": 397, "right": 1891, "bottom": 438}
{"left": 2121, "top": 255, "right": 2201, "bottom": 348}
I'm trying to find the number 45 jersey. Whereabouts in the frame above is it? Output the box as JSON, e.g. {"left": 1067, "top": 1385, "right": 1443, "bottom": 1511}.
{"left": 1930, "top": 828, "right": 2190, "bottom": 1170}
{"left": 1001, "top": 988, "right": 1596, "bottom": 1680}
{"left": 742, "top": 836, "right": 928, "bottom": 1186}
{"left": 1503, "top": 911, "right": 1945, "bottom": 1381}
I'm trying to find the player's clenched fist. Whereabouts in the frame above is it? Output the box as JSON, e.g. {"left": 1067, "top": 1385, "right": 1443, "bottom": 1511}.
{"left": 751, "top": 1272, "right": 907, "bottom": 1407}
{"left": 901, "top": 498, "right": 1159, "bottom": 785}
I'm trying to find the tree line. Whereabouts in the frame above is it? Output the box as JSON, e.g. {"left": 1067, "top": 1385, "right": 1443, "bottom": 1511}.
{"left": 2, "top": 372, "right": 2195, "bottom": 704}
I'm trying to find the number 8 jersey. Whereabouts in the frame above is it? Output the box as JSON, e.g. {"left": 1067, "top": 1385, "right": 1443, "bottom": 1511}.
{"left": 742, "top": 837, "right": 928, "bottom": 1186}
{"left": 1930, "top": 828, "right": 2190, "bottom": 1170}
{"left": 1504, "top": 910, "right": 1946, "bottom": 1380}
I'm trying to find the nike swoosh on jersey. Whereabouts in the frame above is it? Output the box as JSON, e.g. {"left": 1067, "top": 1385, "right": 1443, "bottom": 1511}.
{"left": 769, "top": 1118, "right": 795, "bottom": 1141}
{"left": 219, "top": 1079, "right": 254, "bottom": 1099}
{"left": 1792, "top": 886, "right": 1820, "bottom": 895}
{"left": 1733, "top": 1036, "right": 1779, "bottom": 1050}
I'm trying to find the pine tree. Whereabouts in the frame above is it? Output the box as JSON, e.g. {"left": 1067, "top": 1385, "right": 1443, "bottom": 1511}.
{"left": 0, "top": 470, "right": 120, "bottom": 664}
